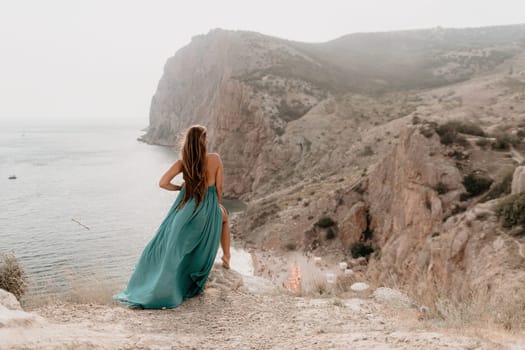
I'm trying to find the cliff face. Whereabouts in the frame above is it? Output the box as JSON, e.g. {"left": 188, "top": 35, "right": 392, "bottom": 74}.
{"left": 365, "top": 127, "right": 525, "bottom": 306}
{"left": 143, "top": 25, "right": 525, "bottom": 314}
{"left": 142, "top": 29, "right": 332, "bottom": 197}
{"left": 142, "top": 25, "right": 525, "bottom": 199}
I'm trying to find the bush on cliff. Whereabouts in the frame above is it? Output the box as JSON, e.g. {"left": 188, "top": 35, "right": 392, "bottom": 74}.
{"left": 496, "top": 193, "right": 525, "bottom": 232}
{"left": 315, "top": 216, "right": 336, "bottom": 228}
{"left": 0, "top": 252, "right": 27, "bottom": 300}
{"left": 350, "top": 242, "right": 374, "bottom": 258}
{"left": 462, "top": 173, "right": 493, "bottom": 199}
{"left": 435, "top": 120, "right": 484, "bottom": 146}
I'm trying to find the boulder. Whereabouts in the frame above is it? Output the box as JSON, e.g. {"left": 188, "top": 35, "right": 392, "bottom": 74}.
{"left": 0, "top": 288, "right": 22, "bottom": 311}
{"left": 350, "top": 282, "right": 369, "bottom": 292}
{"left": 340, "top": 202, "right": 368, "bottom": 249}
{"left": 372, "top": 287, "right": 414, "bottom": 308}
{"left": 511, "top": 166, "right": 525, "bottom": 194}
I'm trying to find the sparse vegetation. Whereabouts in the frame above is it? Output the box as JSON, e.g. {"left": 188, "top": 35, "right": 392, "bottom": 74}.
{"left": 419, "top": 125, "right": 435, "bottom": 138}
{"left": 359, "top": 145, "right": 374, "bottom": 157}
{"left": 434, "top": 182, "right": 450, "bottom": 195}
{"left": 315, "top": 216, "right": 336, "bottom": 228}
{"left": 495, "top": 193, "right": 525, "bottom": 231}
{"left": 461, "top": 173, "right": 493, "bottom": 199}
{"left": 283, "top": 242, "right": 297, "bottom": 251}
{"left": 0, "top": 252, "right": 27, "bottom": 301}
{"left": 435, "top": 123, "right": 469, "bottom": 146}
{"left": 325, "top": 227, "right": 336, "bottom": 240}
{"left": 480, "top": 170, "right": 514, "bottom": 202}
{"left": 350, "top": 242, "right": 374, "bottom": 258}
{"left": 475, "top": 138, "right": 491, "bottom": 148}
{"left": 491, "top": 133, "right": 511, "bottom": 150}
{"left": 435, "top": 120, "right": 484, "bottom": 146}
{"left": 491, "top": 133, "right": 521, "bottom": 150}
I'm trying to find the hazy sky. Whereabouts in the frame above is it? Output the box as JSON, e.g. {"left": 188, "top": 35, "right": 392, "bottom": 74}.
{"left": 0, "top": 0, "right": 523, "bottom": 125}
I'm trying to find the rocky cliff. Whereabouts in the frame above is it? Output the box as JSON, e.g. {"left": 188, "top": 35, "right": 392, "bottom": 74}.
{"left": 141, "top": 24, "right": 525, "bottom": 327}
{"left": 141, "top": 24, "right": 525, "bottom": 199}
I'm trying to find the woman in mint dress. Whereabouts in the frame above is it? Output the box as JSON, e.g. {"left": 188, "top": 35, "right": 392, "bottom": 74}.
{"left": 113, "top": 125, "right": 230, "bottom": 309}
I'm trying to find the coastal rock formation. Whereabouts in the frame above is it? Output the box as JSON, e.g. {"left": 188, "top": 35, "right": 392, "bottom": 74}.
{"left": 138, "top": 24, "right": 525, "bottom": 330}
{"left": 142, "top": 25, "right": 525, "bottom": 199}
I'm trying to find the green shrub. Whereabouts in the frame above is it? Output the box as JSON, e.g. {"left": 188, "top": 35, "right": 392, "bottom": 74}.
{"left": 517, "top": 129, "right": 525, "bottom": 140}
{"left": 496, "top": 193, "right": 525, "bottom": 230}
{"left": 462, "top": 173, "right": 493, "bottom": 198}
{"left": 0, "top": 252, "right": 27, "bottom": 301}
{"left": 350, "top": 242, "right": 374, "bottom": 258}
{"left": 315, "top": 216, "right": 336, "bottom": 228}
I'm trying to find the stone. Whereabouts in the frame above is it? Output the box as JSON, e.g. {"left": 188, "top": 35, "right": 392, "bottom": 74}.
{"left": 372, "top": 287, "right": 414, "bottom": 308}
{"left": 0, "top": 288, "right": 22, "bottom": 311}
{"left": 511, "top": 166, "right": 525, "bottom": 194}
{"left": 350, "top": 282, "right": 369, "bottom": 292}
{"left": 340, "top": 202, "right": 368, "bottom": 249}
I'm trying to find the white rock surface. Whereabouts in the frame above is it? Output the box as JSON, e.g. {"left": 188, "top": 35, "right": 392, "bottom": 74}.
{"left": 0, "top": 289, "right": 44, "bottom": 329}
{"left": 0, "top": 288, "right": 22, "bottom": 311}
{"left": 350, "top": 282, "right": 370, "bottom": 292}
{"left": 373, "top": 287, "right": 414, "bottom": 308}
{"left": 512, "top": 166, "right": 525, "bottom": 194}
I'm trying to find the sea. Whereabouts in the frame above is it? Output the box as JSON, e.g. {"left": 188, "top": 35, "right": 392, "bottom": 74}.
{"left": 0, "top": 121, "right": 249, "bottom": 303}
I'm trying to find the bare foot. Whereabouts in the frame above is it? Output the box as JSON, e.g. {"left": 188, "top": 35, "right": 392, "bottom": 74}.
{"left": 221, "top": 255, "right": 230, "bottom": 269}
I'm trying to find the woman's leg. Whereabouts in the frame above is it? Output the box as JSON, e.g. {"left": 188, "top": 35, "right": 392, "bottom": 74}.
{"left": 220, "top": 205, "right": 231, "bottom": 269}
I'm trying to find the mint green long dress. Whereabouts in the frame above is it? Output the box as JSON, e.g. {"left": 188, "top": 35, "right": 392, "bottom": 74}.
{"left": 113, "top": 185, "right": 222, "bottom": 309}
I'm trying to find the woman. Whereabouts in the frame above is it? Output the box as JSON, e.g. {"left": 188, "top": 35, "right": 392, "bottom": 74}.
{"left": 113, "top": 125, "right": 230, "bottom": 309}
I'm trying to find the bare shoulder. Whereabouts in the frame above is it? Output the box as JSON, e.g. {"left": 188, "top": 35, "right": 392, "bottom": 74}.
{"left": 207, "top": 153, "right": 222, "bottom": 164}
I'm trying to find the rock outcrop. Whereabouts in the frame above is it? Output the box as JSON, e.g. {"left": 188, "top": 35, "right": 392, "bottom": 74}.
{"left": 512, "top": 166, "right": 525, "bottom": 194}
{"left": 0, "top": 289, "right": 43, "bottom": 328}
{"left": 365, "top": 127, "right": 525, "bottom": 306}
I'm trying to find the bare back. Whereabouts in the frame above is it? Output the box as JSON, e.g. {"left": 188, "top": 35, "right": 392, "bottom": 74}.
{"left": 205, "top": 153, "right": 224, "bottom": 202}
{"left": 159, "top": 152, "right": 224, "bottom": 201}
{"left": 205, "top": 153, "right": 221, "bottom": 186}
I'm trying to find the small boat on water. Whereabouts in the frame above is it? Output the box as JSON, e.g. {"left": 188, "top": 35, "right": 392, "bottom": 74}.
{"left": 8, "top": 175, "right": 17, "bottom": 180}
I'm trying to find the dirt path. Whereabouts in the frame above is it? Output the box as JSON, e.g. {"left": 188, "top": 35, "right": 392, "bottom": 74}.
{"left": 2, "top": 267, "right": 524, "bottom": 350}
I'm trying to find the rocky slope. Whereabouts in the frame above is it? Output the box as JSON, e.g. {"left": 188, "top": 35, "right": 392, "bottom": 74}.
{"left": 3, "top": 273, "right": 525, "bottom": 349}
{"left": 141, "top": 24, "right": 525, "bottom": 200}
{"left": 138, "top": 24, "right": 525, "bottom": 330}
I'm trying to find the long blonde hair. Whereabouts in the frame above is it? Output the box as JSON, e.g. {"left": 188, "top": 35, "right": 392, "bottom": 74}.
{"left": 178, "top": 125, "right": 208, "bottom": 209}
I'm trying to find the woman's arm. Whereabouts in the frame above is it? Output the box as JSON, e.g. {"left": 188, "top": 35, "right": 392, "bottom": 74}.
{"left": 159, "top": 160, "right": 183, "bottom": 191}
{"left": 216, "top": 155, "right": 224, "bottom": 202}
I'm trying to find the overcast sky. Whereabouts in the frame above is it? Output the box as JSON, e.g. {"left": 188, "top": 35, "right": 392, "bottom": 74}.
{"left": 0, "top": 0, "right": 523, "bottom": 125}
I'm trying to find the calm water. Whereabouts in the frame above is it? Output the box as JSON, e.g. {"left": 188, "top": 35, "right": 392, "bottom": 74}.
{"left": 0, "top": 122, "right": 247, "bottom": 300}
